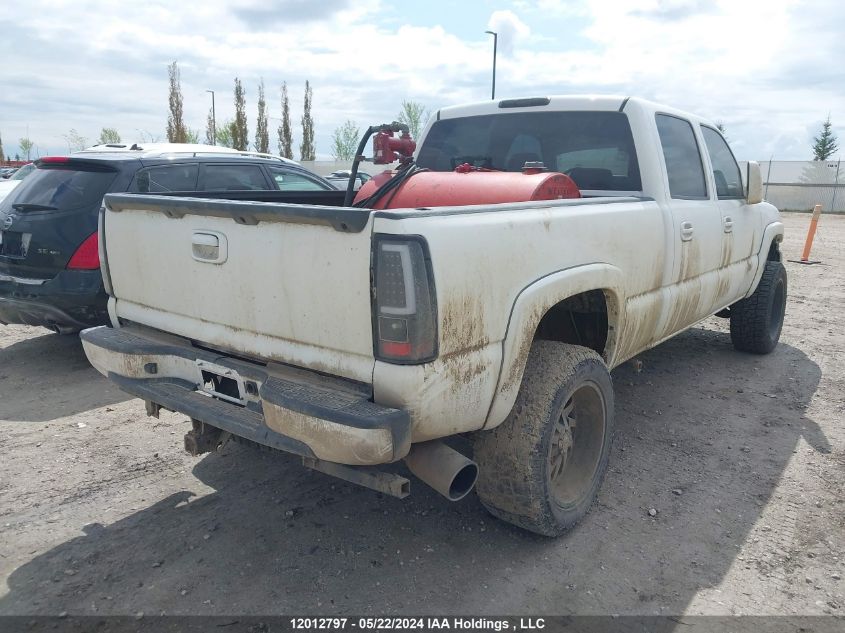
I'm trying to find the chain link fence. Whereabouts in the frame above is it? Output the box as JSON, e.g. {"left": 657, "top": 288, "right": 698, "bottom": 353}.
{"left": 759, "top": 160, "right": 843, "bottom": 213}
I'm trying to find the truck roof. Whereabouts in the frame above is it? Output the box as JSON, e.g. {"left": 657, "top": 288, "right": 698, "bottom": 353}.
{"left": 435, "top": 95, "right": 716, "bottom": 128}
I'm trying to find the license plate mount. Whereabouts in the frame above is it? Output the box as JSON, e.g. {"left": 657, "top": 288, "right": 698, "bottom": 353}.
{"left": 196, "top": 360, "right": 246, "bottom": 406}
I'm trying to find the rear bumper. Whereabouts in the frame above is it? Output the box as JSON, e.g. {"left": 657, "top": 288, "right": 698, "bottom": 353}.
{"left": 0, "top": 269, "right": 108, "bottom": 331}
{"left": 80, "top": 325, "right": 411, "bottom": 466}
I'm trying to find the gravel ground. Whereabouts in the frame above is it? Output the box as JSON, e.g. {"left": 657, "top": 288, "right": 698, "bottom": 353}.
{"left": 0, "top": 212, "right": 842, "bottom": 617}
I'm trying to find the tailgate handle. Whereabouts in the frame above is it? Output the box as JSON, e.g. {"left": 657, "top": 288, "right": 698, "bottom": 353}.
{"left": 192, "top": 231, "right": 227, "bottom": 264}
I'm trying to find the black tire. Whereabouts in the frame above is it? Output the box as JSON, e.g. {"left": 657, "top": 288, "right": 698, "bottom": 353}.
{"left": 729, "top": 260, "right": 787, "bottom": 354}
{"left": 473, "top": 341, "right": 614, "bottom": 536}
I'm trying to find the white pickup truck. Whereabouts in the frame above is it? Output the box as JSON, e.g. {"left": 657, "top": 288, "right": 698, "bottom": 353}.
{"left": 81, "top": 96, "right": 786, "bottom": 536}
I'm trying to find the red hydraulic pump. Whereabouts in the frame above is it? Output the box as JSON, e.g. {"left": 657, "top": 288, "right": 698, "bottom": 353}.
{"left": 372, "top": 127, "right": 416, "bottom": 165}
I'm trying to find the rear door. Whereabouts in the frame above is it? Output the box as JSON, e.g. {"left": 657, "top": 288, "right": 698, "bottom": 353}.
{"left": 654, "top": 113, "right": 723, "bottom": 335}
{"left": 0, "top": 158, "right": 125, "bottom": 278}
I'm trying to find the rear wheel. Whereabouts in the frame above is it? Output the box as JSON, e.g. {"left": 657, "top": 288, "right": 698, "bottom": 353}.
{"left": 729, "top": 260, "right": 787, "bottom": 354}
{"left": 473, "top": 341, "right": 614, "bottom": 536}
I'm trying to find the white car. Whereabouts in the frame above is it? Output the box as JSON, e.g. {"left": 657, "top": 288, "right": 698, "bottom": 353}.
{"left": 0, "top": 163, "right": 34, "bottom": 203}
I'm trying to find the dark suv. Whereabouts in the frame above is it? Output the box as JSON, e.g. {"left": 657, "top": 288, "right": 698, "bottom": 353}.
{"left": 0, "top": 145, "right": 337, "bottom": 333}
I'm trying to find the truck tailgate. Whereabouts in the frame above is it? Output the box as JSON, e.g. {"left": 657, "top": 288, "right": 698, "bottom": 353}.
{"left": 102, "top": 194, "right": 376, "bottom": 383}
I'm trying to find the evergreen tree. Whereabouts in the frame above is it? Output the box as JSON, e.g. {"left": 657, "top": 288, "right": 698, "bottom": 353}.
{"left": 300, "top": 80, "right": 315, "bottom": 161}
{"left": 233, "top": 78, "right": 248, "bottom": 151}
{"left": 255, "top": 79, "right": 269, "bottom": 153}
{"left": 812, "top": 115, "right": 839, "bottom": 161}
{"left": 278, "top": 82, "right": 294, "bottom": 159}
{"left": 166, "top": 61, "right": 188, "bottom": 143}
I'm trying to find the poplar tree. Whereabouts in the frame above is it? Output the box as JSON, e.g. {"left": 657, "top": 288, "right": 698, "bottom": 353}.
{"left": 233, "top": 77, "right": 248, "bottom": 151}
{"left": 255, "top": 79, "right": 269, "bottom": 153}
{"left": 278, "top": 82, "right": 294, "bottom": 159}
{"left": 166, "top": 61, "right": 188, "bottom": 143}
{"left": 300, "top": 80, "right": 315, "bottom": 161}
{"left": 205, "top": 108, "right": 216, "bottom": 145}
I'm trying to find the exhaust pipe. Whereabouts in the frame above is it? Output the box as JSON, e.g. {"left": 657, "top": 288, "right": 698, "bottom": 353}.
{"left": 49, "top": 323, "right": 79, "bottom": 335}
{"left": 404, "top": 440, "right": 478, "bottom": 501}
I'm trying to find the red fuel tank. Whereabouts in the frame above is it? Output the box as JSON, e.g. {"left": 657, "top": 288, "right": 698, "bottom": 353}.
{"left": 353, "top": 169, "right": 580, "bottom": 209}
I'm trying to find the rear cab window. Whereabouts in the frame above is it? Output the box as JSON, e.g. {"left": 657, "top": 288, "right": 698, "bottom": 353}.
{"left": 701, "top": 126, "right": 744, "bottom": 199}
{"left": 0, "top": 160, "right": 119, "bottom": 212}
{"left": 416, "top": 110, "right": 642, "bottom": 192}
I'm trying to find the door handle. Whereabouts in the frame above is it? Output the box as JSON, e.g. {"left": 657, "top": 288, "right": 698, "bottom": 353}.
{"left": 192, "top": 231, "right": 228, "bottom": 264}
{"left": 723, "top": 216, "right": 734, "bottom": 233}
{"left": 680, "top": 221, "right": 694, "bottom": 242}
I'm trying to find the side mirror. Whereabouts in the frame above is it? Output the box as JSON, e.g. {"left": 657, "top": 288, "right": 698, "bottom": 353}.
{"left": 746, "top": 161, "right": 763, "bottom": 205}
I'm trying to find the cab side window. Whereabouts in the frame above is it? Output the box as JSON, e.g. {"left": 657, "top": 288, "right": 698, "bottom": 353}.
{"left": 655, "top": 114, "right": 707, "bottom": 199}
{"left": 701, "top": 126, "right": 744, "bottom": 199}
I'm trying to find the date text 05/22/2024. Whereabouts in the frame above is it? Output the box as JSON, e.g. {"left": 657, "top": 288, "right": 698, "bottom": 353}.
{"left": 289, "top": 617, "right": 547, "bottom": 631}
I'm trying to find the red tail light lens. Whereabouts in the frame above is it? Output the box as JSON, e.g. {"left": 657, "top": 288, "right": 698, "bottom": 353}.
{"left": 39, "top": 156, "right": 70, "bottom": 164}
{"left": 67, "top": 232, "right": 100, "bottom": 269}
{"left": 373, "top": 236, "right": 437, "bottom": 363}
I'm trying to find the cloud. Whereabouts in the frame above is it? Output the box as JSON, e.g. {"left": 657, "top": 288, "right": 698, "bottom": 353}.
{"left": 0, "top": 1, "right": 841, "bottom": 161}
{"left": 630, "top": 0, "right": 716, "bottom": 21}
{"left": 232, "top": 0, "right": 353, "bottom": 27}
{"left": 487, "top": 10, "right": 531, "bottom": 57}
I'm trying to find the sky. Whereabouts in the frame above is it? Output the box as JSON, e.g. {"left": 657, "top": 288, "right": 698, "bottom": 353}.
{"left": 1, "top": 0, "right": 843, "bottom": 162}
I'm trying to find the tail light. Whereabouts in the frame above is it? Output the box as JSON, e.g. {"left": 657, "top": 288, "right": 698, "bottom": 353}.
{"left": 372, "top": 235, "right": 437, "bottom": 363}
{"left": 67, "top": 232, "right": 99, "bottom": 269}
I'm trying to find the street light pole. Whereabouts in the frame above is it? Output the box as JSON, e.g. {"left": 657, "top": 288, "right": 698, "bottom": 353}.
{"left": 206, "top": 90, "right": 216, "bottom": 145}
{"left": 485, "top": 30, "right": 498, "bottom": 100}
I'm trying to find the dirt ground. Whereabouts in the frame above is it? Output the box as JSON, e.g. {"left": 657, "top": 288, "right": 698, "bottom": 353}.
{"left": 0, "top": 212, "right": 843, "bottom": 617}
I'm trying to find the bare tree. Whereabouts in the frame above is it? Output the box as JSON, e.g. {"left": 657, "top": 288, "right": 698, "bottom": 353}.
{"left": 397, "top": 100, "right": 429, "bottom": 139}
{"left": 0, "top": 132, "right": 4, "bottom": 163}
{"left": 300, "top": 80, "right": 315, "bottom": 161}
{"left": 137, "top": 129, "right": 162, "bottom": 143}
{"left": 19, "top": 138, "right": 34, "bottom": 161}
{"left": 331, "top": 120, "right": 360, "bottom": 161}
{"left": 166, "top": 61, "right": 189, "bottom": 143}
{"left": 63, "top": 129, "right": 87, "bottom": 152}
{"left": 255, "top": 79, "right": 269, "bottom": 153}
{"left": 233, "top": 78, "right": 248, "bottom": 151}
{"left": 98, "top": 128, "right": 121, "bottom": 144}
{"left": 278, "top": 82, "right": 293, "bottom": 159}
